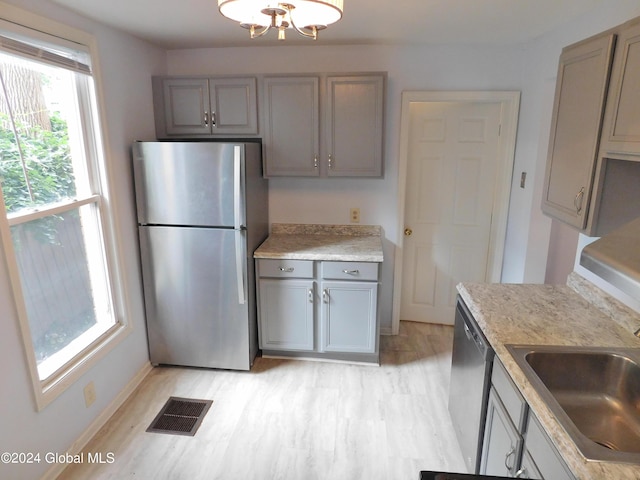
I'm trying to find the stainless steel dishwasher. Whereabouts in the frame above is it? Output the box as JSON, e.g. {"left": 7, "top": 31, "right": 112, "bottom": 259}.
{"left": 448, "top": 295, "right": 494, "bottom": 474}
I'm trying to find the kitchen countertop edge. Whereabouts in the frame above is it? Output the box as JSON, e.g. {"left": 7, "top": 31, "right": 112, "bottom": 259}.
{"left": 253, "top": 224, "right": 384, "bottom": 263}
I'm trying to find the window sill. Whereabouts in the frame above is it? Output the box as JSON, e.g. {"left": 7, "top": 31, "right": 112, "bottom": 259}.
{"left": 35, "top": 320, "right": 133, "bottom": 411}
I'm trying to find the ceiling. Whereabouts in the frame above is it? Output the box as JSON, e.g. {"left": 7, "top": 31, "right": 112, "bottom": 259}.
{"left": 50, "top": 0, "right": 605, "bottom": 49}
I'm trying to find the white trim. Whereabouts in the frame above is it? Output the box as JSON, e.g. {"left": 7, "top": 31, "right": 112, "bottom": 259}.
{"left": 0, "top": 20, "right": 92, "bottom": 75}
{"left": 40, "top": 362, "right": 153, "bottom": 480}
{"left": 7, "top": 195, "right": 100, "bottom": 225}
{"left": 0, "top": 2, "right": 133, "bottom": 410}
{"left": 391, "top": 91, "right": 520, "bottom": 334}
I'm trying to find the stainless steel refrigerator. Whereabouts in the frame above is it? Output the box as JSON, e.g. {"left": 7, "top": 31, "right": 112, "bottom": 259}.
{"left": 132, "top": 141, "right": 268, "bottom": 370}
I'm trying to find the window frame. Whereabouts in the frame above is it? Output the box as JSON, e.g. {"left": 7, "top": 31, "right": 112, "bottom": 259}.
{"left": 0, "top": 9, "right": 132, "bottom": 410}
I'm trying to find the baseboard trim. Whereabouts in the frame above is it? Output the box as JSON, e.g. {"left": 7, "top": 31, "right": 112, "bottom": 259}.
{"left": 41, "top": 361, "right": 153, "bottom": 480}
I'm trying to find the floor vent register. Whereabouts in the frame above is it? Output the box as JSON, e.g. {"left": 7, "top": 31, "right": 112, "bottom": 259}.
{"left": 146, "top": 396, "right": 213, "bottom": 436}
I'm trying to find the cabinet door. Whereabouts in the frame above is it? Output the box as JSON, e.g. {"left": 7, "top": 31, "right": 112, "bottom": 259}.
{"left": 326, "top": 75, "right": 385, "bottom": 177}
{"left": 601, "top": 21, "right": 640, "bottom": 153}
{"left": 320, "top": 281, "right": 377, "bottom": 353}
{"left": 258, "top": 279, "right": 315, "bottom": 351}
{"left": 263, "top": 76, "right": 320, "bottom": 176}
{"left": 162, "top": 78, "right": 211, "bottom": 136}
{"left": 480, "top": 389, "right": 523, "bottom": 477}
{"left": 515, "top": 450, "right": 543, "bottom": 480}
{"left": 525, "top": 414, "right": 576, "bottom": 480}
{"left": 209, "top": 77, "right": 258, "bottom": 135}
{"left": 541, "top": 34, "right": 615, "bottom": 229}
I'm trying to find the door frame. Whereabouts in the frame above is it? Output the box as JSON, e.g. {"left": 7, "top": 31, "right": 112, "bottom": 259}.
{"left": 391, "top": 91, "right": 520, "bottom": 334}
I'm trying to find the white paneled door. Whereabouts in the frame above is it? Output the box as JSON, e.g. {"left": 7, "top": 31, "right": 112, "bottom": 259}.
{"left": 400, "top": 101, "right": 503, "bottom": 325}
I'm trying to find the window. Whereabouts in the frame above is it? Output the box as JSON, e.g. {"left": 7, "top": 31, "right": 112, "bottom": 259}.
{"left": 0, "top": 19, "right": 128, "bottom": 408}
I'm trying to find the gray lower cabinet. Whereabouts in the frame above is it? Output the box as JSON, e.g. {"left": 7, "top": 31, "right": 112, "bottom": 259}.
{"left": 321, "top": 281, "right": 377, "bottom": 353}
{"left": 320, "top": 261, "right": 378, "bottom": 354}
{"left": 258, "top": 278, "right": 315, "bottom": 351}
{"left": 481, "top": 360, "right": 527, "bottom": 477}
{"left": 523, "top": 414, "right": 575, "bottom": 480}
{"left": 481, "top": 389, "right": 523, "bottom": 477}
{"left": 517, "top": 450, "right": 542, "bottom": 479}
{"left": 256, "top": 258, "right": 379, "bottom": 360}
{"left": 257, "top": 259, "right": 315, "bottom": 351}
{"left": 481, "top": 359, "right": 576, "bottom": 480}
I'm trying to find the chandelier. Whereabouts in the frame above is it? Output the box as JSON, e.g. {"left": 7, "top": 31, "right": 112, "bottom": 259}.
{"left": 218, "top": 0, "right": 344, "bottom": 40}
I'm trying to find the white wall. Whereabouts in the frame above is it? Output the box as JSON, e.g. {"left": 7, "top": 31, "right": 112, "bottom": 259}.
{"left": 0, "top": 2, "right": 166, "bottom": 479}
{"left": 167, "top": 44, "right": 524, "bottom": 330}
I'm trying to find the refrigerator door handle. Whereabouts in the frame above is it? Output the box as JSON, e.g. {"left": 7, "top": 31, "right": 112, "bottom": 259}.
{"left": 234, "top": 230, "right": 247, "bottom": 305}
{"left": 233, "top": 145, "right": 245, "bottom": 230}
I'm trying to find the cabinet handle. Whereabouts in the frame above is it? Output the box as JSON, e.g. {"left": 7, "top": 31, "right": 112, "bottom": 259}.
{"left": 314, "top": 156, "right": 318, "bottom": 169}
{"left": 279, "top": 267, "right": 294, "bottom": 273}
{"left": 211, "top": 111, "right": 217, "bottom": 127}
{"left": 322, "top": 289, "right": 329, "bottom": 303}
{"left": 574, "top": 187, "right": 585, "bottom": 215}
{"left": 204, "top": 111, "right": 209, "bottom": 126}
{"left": 342, "top": 269, "right": 359, "bottom": 275}
{"left": 515, "top": 467, "right": 527, "bottom": 478}
{"left": 308, "top": 288, "right": 314, "bottom": 303}
{"left": 504, "top": 445, "right": 516, "bottom": 472}
{"left": 328, "top": 154, "right": 333, "bottom": 169}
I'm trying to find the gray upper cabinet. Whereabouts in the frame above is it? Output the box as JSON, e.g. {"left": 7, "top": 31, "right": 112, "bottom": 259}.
{"left": 541, "top": 33, "right": 615, "bottom": 230}
{"left": 543, "top": 15, "right": 640, "bottom": 236}
{"left": 584, "top": 20, "right": 640, "bottom": 236}
{"left": 263, "top": 73, "right": 386, "bottom": 178}
{"left": 153, "top": 76, "right": 258, "bottom": 138}
{"left": 326, "top": 75, "right": 385, "bottom": 177}
{"left": 263, "top": 76, "right": 320, "bottom": 177}
{"left": 599, "top": 21, "right": 640, "bottom": 154}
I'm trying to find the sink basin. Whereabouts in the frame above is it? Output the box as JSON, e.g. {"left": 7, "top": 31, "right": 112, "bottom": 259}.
{"left": 507, "top": 345, "right": 640, "bottom": 464}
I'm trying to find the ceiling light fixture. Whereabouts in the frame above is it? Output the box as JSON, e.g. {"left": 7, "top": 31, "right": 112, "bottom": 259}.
{"left": 218, "top": 0, "right": 344, "bottom": 41}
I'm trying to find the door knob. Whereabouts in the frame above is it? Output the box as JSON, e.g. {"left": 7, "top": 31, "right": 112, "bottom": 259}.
{"left": 404, "top": 228, "right": 413, "bottom": 236}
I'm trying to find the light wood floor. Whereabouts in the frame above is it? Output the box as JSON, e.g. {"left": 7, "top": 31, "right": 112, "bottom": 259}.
{"left": 58, "top": 322, "right": 466, "bottom": 480}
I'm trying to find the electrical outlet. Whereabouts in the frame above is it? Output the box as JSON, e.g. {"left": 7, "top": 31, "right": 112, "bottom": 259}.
{"left": 84, "top": 381, "right": 96, "bottom": 408}
{"left": 350, "top": 208, "right": 360, "bottom": 223}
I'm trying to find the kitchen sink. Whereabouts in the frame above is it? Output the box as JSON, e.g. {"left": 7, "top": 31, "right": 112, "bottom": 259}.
{"left": 506, "top": 344, "right": 640, "bottom": 464}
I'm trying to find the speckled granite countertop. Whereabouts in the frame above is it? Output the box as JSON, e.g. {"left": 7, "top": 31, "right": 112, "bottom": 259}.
{"left": 253, "top": 224, "right": 384, "bottom": 262}
{"left": 457, "top": 272, "right": 640, "bottom": 480}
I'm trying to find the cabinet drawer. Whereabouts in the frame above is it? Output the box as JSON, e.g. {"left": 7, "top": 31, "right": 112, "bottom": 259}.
{"left": 321, "top": 261, "right": 379, "bottom": 281}
{"left": 492, "top": 360, "right": 527, "bottom": 433}
{"left": 257, "top": 259, "right": 314, "bottom": 278}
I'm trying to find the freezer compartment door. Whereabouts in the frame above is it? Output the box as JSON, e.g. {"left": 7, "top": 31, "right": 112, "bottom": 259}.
{"left": 139, "top": 226, "right": 252, "bottom": 370}
{"left": 133, "top": 141, "right": 245, "bottom": 227}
